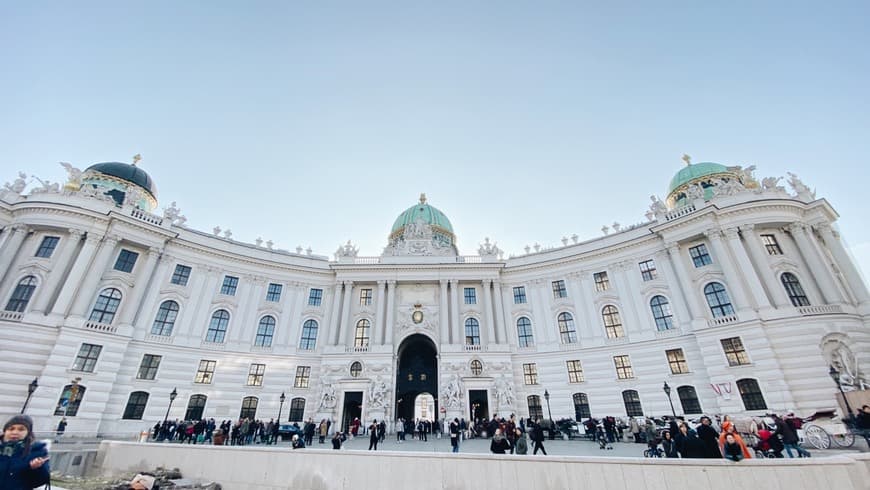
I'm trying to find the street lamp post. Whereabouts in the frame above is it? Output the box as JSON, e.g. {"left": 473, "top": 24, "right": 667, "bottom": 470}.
{"left": 663, "top": 382, "right": 676, "bottom": 417}
{"left": 162, "top": 387, "right": 178, "bottom": 428}
{"left": 829, "top": 366, "right": 856, "bottom": 424}
{"left": 543, "top": 390, "right": 554, "bottom": 439}
{"left": 21, "top": 378, "right": 38, "bottom": 414}
{"left": 277, "top": 392, "right": 286, "bottom": 422}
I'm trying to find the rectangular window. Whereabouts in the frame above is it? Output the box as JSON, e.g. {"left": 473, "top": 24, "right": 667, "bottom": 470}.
{"left": 567, "top": 360, "right": 584, "bottom": 383}
{"left": 359, "top": 288, "right": 372, "bottom": 306}
{"left": 464, "top": 287, "right": 477, "bottom": 305}
{"left": 593, "top": 272, "right": 610, "bottom": 292}
{"left": 35, "top": 236, "right": 60, "bottom": 258}
{"left": 689, "top": 244, "right": 713, "bottom": 267}
{"left": 220, "top": 276, "right": 239, "bottom": 296}
{"left": 613, "top": 355, "right": 634, "bottom": 379}
{"left": 639, "top": 259, "right": 658, "bottom": 281}
{"left": 294, "top": 366, "right": 311, "bottom": 388}
{"left": 761, "top": 234, "right": 783, "bottom": 255}
{"left": 720, "top": 337, "right": 750, "bottom": 366}
{"left": 136, "top": 354, "right": 162, "bottom": 380}
{"left": 266, "top": 283, "right": 282, "bottom": 302}
{"left": 113, "top": 249, "right": 139, "bottom": 273}
{"left": 552, "top": 280, "right": 567, "bottom": 299}
{"left": 170, "top": 264, "right": 192, "bottom": 286}
{"left": 666, "top": 348, "right": 689, "bottom": 374}
{"left": 247, "top": 363, "right": 266, "bottom": 386}
{"left": 308, "top": 288, "right": 323, "bottom": 306}
{"left": 194, "top": 360, "right": 217, "bottom": 384}
{"left": 513, "top": 286, "right": 527, "bottom": 304}
{"left": 523, "top": 363, "right": 538, "bottom": 385}
{"left": 72, "top": 343, "right": 102, "bottom": 372}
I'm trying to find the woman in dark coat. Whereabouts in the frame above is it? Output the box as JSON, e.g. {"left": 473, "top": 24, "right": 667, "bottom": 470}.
{"left": 1, "top": 415, "right": 51, "bottom": 490}
{"left": 661, "top": 430, "right": 679, "bottom": 458}
{"left": 695, "top": 416, "right": 722, "bottom": 458}
{"left": 490, "top": 428, "right": 511, "bottom": 454}
{"left": 675, "top": 422, "right": 706, "bottom": 458}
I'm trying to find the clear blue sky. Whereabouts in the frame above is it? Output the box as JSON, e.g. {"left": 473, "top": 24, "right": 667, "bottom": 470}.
{"left": 2, "top": 2, "right": 868, "bottom": 276}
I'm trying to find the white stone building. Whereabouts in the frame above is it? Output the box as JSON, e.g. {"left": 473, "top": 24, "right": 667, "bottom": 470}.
{"left": 0, "top": 159, "right": 868, "bottom": 435}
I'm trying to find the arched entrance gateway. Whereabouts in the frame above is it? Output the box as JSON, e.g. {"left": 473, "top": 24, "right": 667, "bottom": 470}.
{"left": 395, "top": 334, "right": 439, "bottom": 423}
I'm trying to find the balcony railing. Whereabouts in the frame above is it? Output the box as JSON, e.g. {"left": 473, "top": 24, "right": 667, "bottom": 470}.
{"left": 464, "top": 344, "right": 483, "bottom": 352}
{"left": 145, "top": 333, "right": 174, "bottom": 344}
{"left": 130, "top": 208, "right": 164, "bottom": 226}
{"left": 604, "top": 336, "right": 629, "bottom": 345}
{"left": 0, "top": 311, "right": 24, "bottom": 322}
{"left": 84, "top": 321, "right": 117, "bottom": 334}
{"left": 708, "top": 314, "right": 738, "bottom": 327}
{"left": 346, "top": 346, "right": 370, "bottom": 353}
{"left": 201, "top": 340, "right": 227, "bottom": 350}
{"left": 664, "top": 203, "right": 697, "bottom": 222}
{"left": 654, "top": 327, "right": 681, "bottom": 338}
{"left": 251, "top": 345, "right": 273, "bottom": 353}
{"left": 798, "top": 304, "right": 844, "bottom": 316}
{"left": 559, "top": 342, "right": 581, "bottom": 351}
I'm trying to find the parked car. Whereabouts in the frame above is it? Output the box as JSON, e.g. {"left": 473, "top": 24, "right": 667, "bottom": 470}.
{"left": 277, "top": 423, "right": 304, "bottom": 441}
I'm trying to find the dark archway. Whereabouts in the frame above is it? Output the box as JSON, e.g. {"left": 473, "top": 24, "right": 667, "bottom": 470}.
{"left": 395, "top": 334, "right": 438, "bottom": 422}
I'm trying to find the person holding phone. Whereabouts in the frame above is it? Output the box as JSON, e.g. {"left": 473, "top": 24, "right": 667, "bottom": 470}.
{"left": 1, "top": 414, "right": 51, "bottom": 490}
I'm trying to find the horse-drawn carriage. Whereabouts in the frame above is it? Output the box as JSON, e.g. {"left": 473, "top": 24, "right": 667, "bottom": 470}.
{"left": 800, "top": 410, "right": 857, "bottom": 449}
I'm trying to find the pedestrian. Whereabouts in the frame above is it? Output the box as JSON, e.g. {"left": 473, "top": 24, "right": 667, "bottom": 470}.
{"left": 449, "top": 418, "right": 461, "bottom": 453}
{"left": 1, "top": 414, "right": 51, "bottom": 490}
{"left": 55, "top": 417, "right": 68, "bottom": 441}
{"left": 291, "top": 434, "right": 305, "bottom": 449}
{"left": 775, "top": 414, "right": 810, "bottom": 458}
{"left": 531, "top": 419, "right": 547, "bottom": 455}
{"left": 722, "top": 433, "right": 744, "bottom": 462}
{"left": 332, "top": 431, "right": 342, "bottom": 450}
{"left": 675, "top": 422, "right": 705, "bottom": 458}
{"left": 718, "top": 421, "right": 752, "bottom": 459}
{"left": 629, "top": 417, "right": 641, "bottom": 443}
{"left": 514, "top": 428, "right": 528, "bottom": 455}
{"left": 396, "top": 417, "right": 405, "bottom": 442}
{"left": 368, "top": 419, "right": 379, "bottom": 450}
{"left": 319, "top": 419, "right": 328, "bottom": 444}
{"left": 661, "top": 430, "right": 678, "bottom": 458}
{"left": 490, "top": 428, "right": 511, "bottom": 454}
{"left": 696, "top": 416, "right": 722, "bottom": 458}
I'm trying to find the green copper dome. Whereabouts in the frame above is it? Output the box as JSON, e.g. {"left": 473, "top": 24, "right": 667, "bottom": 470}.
{"left": 668, "top": 162, "right": 729, "bottom": 194}
{"left": 390, "top": 194, "right": 454, "bottom": 237}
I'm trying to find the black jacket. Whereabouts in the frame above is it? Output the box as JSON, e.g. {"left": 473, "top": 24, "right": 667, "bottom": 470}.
{"left": 696, "top": 424, "right": 722, "bottom": 458}
{"left": 0, "top": 440, "right": 50, "bottom": 490}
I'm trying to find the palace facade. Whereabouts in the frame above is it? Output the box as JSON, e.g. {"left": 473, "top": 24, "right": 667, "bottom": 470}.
{"left": 1, "top": 160, "right": 868, "bottom": 435}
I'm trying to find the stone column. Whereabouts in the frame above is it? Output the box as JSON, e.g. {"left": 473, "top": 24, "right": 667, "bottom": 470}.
{"left": 450, "top": 280, "right": 461, "bottom": 344}
{"left": 493, "top": 281, "right": 508, "bottom": 345}
{"left": 384, "top": 280, "right": 396, "bottom": 346}
{"left": 481, "top": 280, "right": 496, "bottom": 345}
{"left": 722, "top": 228, "right": 773, "bottom": 311}
{"left": 705, "top": 229, "right": 752, "bottom": 313}
{"left": 531, "top": 280, "right": 554, "bottom": 344}
{"left": 653, "top": 250, "right": 692, "bottom": 326}
{"left": 69, "top": 235, "right": 120, "bottom": 318}
{"left": 0, "top": 225, "right": 29, "bottom": 285}
{"left": 341, "top": 281, "right": 355, "bottom": 346}
{"left": 326, "top": 281, "right": 343, "bottom": 346}
{"left": 816, "top": 222, "right": 870, "bottom": 305}
{"left": 118, "top": 246, "right": 162, "bottom": 326}
{"left": 281, "top": 283, "right": 305, "bottom": 347}
{"left": 376, "top": 280, "right": 388, "bottom": 344}
{"left": 570, "top": 272, "right": 598, "bottom": 341}
{"left": 133, "top": 253, "right": 176, "bottom": 336}
{"left": 189, "top": 266, "right": 221, "bottom": 338}
{"left": 233, "top": 276, "right": 265, "bottom": 343}
{"left": 613, "top": 261, "right": 644, "bottom": 334}
{"left": 439, "top": 280, "right": 449, "bottom": 344}
{"left": 739, "top": 225, "right": 792, "bottom": 308}
{"left": 787, "top": 223, "right": 843, "bottom": 304}
{"left": 664, "top": 242, "right": 705, "bottom": 320}
{"left": 30, "top": 229, "right": 84, "bottom": 314}
{"left": 51, "top": 233, "right": 102, "bottom": 317}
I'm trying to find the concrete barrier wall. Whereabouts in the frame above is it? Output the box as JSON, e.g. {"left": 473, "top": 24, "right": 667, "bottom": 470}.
{"left": 93, "top": 441, "right": 868, "bottom": 490}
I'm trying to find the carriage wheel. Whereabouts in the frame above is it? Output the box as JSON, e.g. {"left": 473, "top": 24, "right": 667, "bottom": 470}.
{"left": 831, "top": 432, "right": 855, "bottom": 448}
{"left": 804, "top": 424, "right": 831, "bottom": 449}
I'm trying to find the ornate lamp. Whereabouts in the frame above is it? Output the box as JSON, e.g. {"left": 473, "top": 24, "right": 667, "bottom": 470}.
{"left": 278, "top": 392, "right": 286, "bottom": 422}
{"left": 163, "top": 387, "right": 178, "bottom": 427}
{"left": 20, "top": 378, "right": 38, "bottom": 414}
{"left": 663, "top": 382, "right": 676, "bottom": 417}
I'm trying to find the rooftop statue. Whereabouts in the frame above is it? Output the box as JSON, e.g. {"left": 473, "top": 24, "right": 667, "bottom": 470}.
{"left": 3, "top": 172, "right": 28, "bottom": 194}
{"left": 786, "top": 172, "right": 816, "bottom": 201}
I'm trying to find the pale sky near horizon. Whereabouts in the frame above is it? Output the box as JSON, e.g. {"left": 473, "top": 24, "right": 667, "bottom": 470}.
{"left": 2, "top": 2, "right": 869, "bottom": 279}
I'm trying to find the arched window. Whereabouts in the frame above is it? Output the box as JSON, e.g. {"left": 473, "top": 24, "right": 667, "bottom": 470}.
{"left": 354, "top": 319, "right": 371, "bottom": 347}
{"left": 470, "top": 359, "right": 483, "bottom": 376}
{"left": 350, "top": 361, "right": 363, "bottom": 377}
{"left": 89, "top": 288, "right": 122, "bottom": 324}
{"left": 649, "top": 295, "right": 674, "bottom": 331}
{"left": 122, "top": 391, "right": 149, "bottom": 420}
{"left": 151, "top": 300, "right": 179, "bottom": 336}
{"left": 622, "top": 390, "right": 643, "bottom": 417}
{"left": 601, "top": 306, "right": 624, "bottom": 339}
{"left": 205, "top": 310, "right": 230, "bottom": 343}
{"left": 289, "top": 397, "right": 305, "bottom": 422}
{"left": 54, "top": 384, "right": 86, "bottom": 416}
{"left": 516, "top": 317, "right": 534, "bottom": 347}
{"left": 704, "top": 282, "right": 734, "bottom": 317}
{"left": 5, "top": 276, "right": 37, "bottom": 312}
{"left": 677, "top": 386, "right": 702, "bottom": 414}
{"left": 465, "top": 318, "right": 480, "bottom": 345}
{"left": 255, "top": 315, "right": 276, "bottom": 347}
{"left": 299, "top": 319, "right": 318, "bottom": 350}
{"left": 573, "top": 393, "right": 591, "bottom": 419}
{"left": 557, "top": 312, "right": 577, "bottom": 344}
{"left": 781, "top": 273, "right": 810, "bottom": 306}
{"left": 185, "top": 394, "right": 208, "bottom": 421}
{"left": 239, "top": 396, "right": 258, "bottom": 419}
{"left": 737, "top": 378, "right": 767, "bottom": 411}
{"left": 527, "top": 395, "right": 543, "bottom": 421}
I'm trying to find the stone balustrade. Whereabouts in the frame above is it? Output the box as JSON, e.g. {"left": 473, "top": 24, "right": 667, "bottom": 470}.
{"left": 0, "top": 311, "right": 23, "bottom": 322}
{"left": 84, "top": 320, "right": 117, "bottom": 334}
{"left": 664, "top": 203, "right": 697, "bottom": 221}
{"left": 145, "top": 333, "right": 174, "bottom": 344}
{"left": 798, "top": 304, "right": 844, "bottom": 316}
{"left": 708, "top": 314, "right": 739, "bottom": 327}
{"left": 130, "top": 207, "right": 165, "bottom": 226}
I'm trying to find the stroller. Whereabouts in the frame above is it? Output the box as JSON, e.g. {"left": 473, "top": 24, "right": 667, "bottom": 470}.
{"left": 644, "top": 437, "right": 663, "bottom": 458}
{"left": 596, "top": 426, "right": 613, "bottom": 450}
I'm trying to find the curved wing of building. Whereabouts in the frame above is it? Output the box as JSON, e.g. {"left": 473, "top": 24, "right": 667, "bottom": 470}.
{"left": 1, "top": 160, "right": 868, "bottom": 434}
